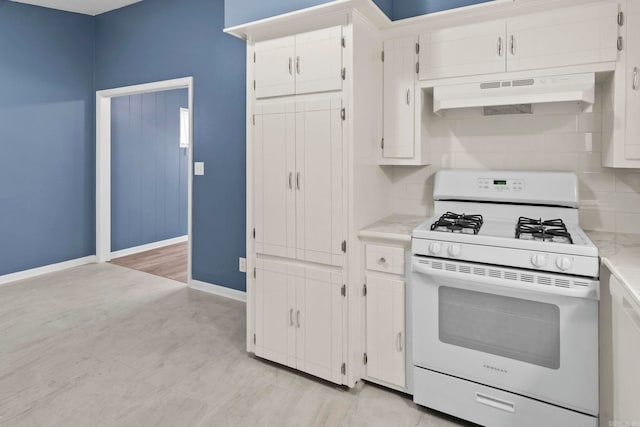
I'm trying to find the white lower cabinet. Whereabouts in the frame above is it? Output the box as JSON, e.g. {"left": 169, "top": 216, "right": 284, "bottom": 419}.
{"left": 255, "top": 258, "right": 346, "bottom": 384}
{"left": 363, "top": 243, "right": 407, "bottom": 389}
{"left": 610, "top": 275, "right": 640, "bottom": 424}
{"left": 365, "top": 274, "right": 405, "bottom": 388}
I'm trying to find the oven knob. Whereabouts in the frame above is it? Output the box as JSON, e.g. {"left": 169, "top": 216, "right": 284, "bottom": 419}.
{"left": 448, "top": 244, "right": 462, "bottom": 257}
{"left": 428, "top": 242, "right": 442, "bottom": 255}
{"left": 556, "top": 256, "right": 573, "bottom": 271}
{"left": 531, "top": 254, "right": 547, "bottom": 268}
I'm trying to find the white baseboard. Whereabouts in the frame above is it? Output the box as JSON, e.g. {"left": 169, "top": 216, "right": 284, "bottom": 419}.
{"left": 110, "top": 235, "right": 188, "bottom": 259}
{"left": 190, "top": 279, "right": 246, "bottom": 302}
{"left": 0, "top": 255, "right": 97, "bottom": 286}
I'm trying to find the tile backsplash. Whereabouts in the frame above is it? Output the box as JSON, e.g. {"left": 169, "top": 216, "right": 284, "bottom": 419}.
{"left": 390, "top": 84, "right": 640, "bottom": 234}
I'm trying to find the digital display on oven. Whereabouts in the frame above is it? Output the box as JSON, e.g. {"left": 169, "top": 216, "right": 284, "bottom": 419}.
{"left": 494, "top": 180, "right": 507, "bottom": 185}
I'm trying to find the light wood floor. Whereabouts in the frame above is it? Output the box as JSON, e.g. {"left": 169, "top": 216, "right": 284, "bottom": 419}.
{"left": 110, "top": 242, "right": 188, "bottom": 283}
{"left": 0, "top": 263, "right": 469, "bottom": 426}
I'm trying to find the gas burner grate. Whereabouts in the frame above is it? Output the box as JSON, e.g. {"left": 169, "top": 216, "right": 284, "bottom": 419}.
{"left": 431, "top": 212, "right": 483, "bottom": 235}
{"left": 515, "top": 217, "right": 573, "bottom": 244}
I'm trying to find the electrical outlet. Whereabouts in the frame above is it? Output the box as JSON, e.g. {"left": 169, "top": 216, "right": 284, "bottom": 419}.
{"left": 194, "top": 162, "right": 205, "bottom": 176}
{"left": 239, "top": 257, "right": 247, "bottom": 273}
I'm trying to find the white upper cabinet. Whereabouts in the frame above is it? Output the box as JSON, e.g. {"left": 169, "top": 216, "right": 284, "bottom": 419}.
{"left": 253, "top": 98, "right": 344, "bottom": 267}
{"left": 419, "top": 20, "right": 507, "bottom": 80}
{"left": 254, "top": 103, "right": 296, "bottom": 259}
{"left": 254, "top": 26, "right": 343, "bottom": 99}
{"left": 419, "top": 3, "right": 619, "bottom": 81}
{"left": 383, "top": 37, "right": 417, "bottom": 159}
{"left": 603, "top": 0, "right": 640, "bottom": 167}
{"left": 295, "top": 26, "right": 343, "bottom": 95}
{"left": 506, "top": 2, "right": 619, "bottom": 73}
{"left": 625, "top": 0, "right": 640, "bottom": 160}
{"left": 295, "top": 99, "right": 344, "bottom": 267}
{"left": 254, "top": 36, "right": 296, "bottom": 99}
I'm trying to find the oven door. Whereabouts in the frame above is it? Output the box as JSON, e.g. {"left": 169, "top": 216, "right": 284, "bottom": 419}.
{"left": 411, "top": 256, "right": 598, "bottom": 415}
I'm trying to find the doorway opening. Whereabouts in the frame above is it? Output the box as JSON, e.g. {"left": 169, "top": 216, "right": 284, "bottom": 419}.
{"left": 96, "top": 77, "right": 193, "bottom": 284}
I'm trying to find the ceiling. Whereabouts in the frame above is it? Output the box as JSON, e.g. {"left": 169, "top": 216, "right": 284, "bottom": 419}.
{"left": 10, "top": 0, "right": 144, "bottom": 15}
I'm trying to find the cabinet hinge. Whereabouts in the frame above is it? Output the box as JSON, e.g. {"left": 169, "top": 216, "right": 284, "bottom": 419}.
{"left": 341, "top": 67, "right": 346, "bottom": 81}
{"left": 342, "top": 36, "right": 346, "bottom": 48}
{"left": 416, "top": 62, "right": 420, "bottom": 74}
{"left": 381, "top": 138, "right": 384, "bottom": 150}
{"left": 618, "top": 36, "right": 624, "bottom": 51}
{"left": 618, "top": 11, "right": 624, "bottom": 26}
{"left": 341, "top": 240, "right": 347, "bottom": 253}
{"left": 341, "top": 284, "right": 346, "bottom": 297}
{"left": 381, "top": 50, "right": 384, "bottom": 62}
{"left": 341, "top": 362, "right": 346, "bottom": 375}
{"left": 363, "top": 353, "right": 368, "bottom": 365}
{"left": 415, "top": 42, "right": 420, "bottom": 54}
{"left": 253, "top": 52, "right": 256, "bottom": 62}
{"left": 253, "top": 267, "right": 256, "bottom": 279}
{"left": 253, "top": 80, "right": 256, "bottom": 90}
{"left": 341, "top": 108, "right": 346, "bottom": 121}
{"left": 252, "top": 228, "right": 256, "bottom": 239}
{"left": 252, "top": 115, "right": 255, "bottom": 126}
{"left": 363, "top": 283, "right": 367, "bottom": 297}
{"left": 253, "top": 333, "right": 256, "bottom": 344}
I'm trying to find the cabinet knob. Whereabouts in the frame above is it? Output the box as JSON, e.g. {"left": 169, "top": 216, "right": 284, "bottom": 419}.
{"left": 379, "top": 257, "right": 387, "bottom": 264}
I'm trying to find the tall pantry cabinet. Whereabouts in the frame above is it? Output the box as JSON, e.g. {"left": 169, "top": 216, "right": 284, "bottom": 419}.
{"left": 238, "top": 10, "right": 391, "bottom": 387}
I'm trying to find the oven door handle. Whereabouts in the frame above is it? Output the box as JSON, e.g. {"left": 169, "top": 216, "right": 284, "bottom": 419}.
{"left": 412, "top": 263, "right": 595, "bottom": 299}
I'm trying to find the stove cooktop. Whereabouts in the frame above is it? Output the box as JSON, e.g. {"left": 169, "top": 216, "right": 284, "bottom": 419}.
{"left": 416, "top": 212, "right": 597, "bottom": 258}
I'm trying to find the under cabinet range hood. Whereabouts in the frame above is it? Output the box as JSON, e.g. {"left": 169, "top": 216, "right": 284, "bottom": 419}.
{"left": 432, "top": 73, "right": 596, "bottom": 116}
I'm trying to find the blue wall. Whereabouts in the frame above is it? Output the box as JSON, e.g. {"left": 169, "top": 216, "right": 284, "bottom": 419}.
{"left": 225, "top": 0, "right": 330, "bottom": 28}
{"left": 392, "top": 0, "right": 492, "bottom": 20}
{"left": 96, "top": 0, "right": 247, "bottom": 291}
{"left": 111, "top": 89, "right": 188, "bottom": 252}
{"left": 0, "top": 1, "right": 95, "bottom": 276}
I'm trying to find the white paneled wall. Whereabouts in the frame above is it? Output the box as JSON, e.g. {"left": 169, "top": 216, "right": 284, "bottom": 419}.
{"left": 390, "top": 84, "right": 640, "bottom": 233}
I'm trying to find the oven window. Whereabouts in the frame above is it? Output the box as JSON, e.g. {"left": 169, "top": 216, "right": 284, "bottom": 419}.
{"left": 439, "top": 287, "right": 560, "bottom": 369}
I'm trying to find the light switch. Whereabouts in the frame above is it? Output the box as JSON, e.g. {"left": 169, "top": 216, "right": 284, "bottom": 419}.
{"left": 239, "top": 257, "right": 247, "bottom": 273}
{"left": 194, "top": 162, "right": 205, "bottom": 176}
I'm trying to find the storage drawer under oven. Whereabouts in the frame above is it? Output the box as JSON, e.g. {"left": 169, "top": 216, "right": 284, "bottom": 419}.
{"left": 366, "top": 244, "right": 404, "bottom": 275}
{"left": 414, "top": 367, "right": 597, "bottom": 427}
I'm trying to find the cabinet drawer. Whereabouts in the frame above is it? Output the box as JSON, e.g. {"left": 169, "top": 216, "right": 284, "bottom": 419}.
{"left": 366, "top": 244, "right": 405, "bottom": 275}
{"left": 414, "top": 367, "right": 597, "bottom": 427}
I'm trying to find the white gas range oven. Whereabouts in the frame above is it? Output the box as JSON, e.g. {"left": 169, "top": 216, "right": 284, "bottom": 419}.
{"left": 411, "top": 170, "right": 600, "bottom": 427}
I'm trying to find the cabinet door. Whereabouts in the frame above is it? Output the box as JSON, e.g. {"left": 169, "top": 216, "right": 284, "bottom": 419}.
{"left": 365, "top": 275, "right": 406, "bottom": 388}
{"left": 419, "top": 20, "right": 506, "bottom": 80}
{"left": 295, "top": 99, "right": 344, "bottom": 266}
{"left": 294, "top": 26, "right": 343, "bottom": 95}
{"left": 383, "top": 37, "right": 416, "bottom": 159}
{"left": 506, "top": 3, "right": 618, "bottom": 73}
{"left": 255, "top": 259, "right": 296, "bottom": 368}
{"left": 611, "top": 276, "right": 640, "bottom": 423}
{"left": 626, "top": 0, "right": 640, "bottom": 159}
{"left": 254, "top": 36, "right": 296, "bottom": 99}
{"left": 296, "top": 266, "right": 344, "bottom": 384}
{"left": 254, "top": 104, "right": 296, "bottom": 258}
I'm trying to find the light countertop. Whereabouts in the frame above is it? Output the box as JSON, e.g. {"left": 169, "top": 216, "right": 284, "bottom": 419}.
{"left": 587, "top": 231, "right": 640, "bottom": 309}
{"left": 358, "top": 214, "right": 426, "bottom": 243}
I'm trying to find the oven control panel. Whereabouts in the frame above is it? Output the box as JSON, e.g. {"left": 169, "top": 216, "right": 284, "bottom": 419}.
{"left": 412, "top": 238, "right": 600, "bottom": 279}
{"left": 477, "top": 178, "right": 525, "bottom": 192}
